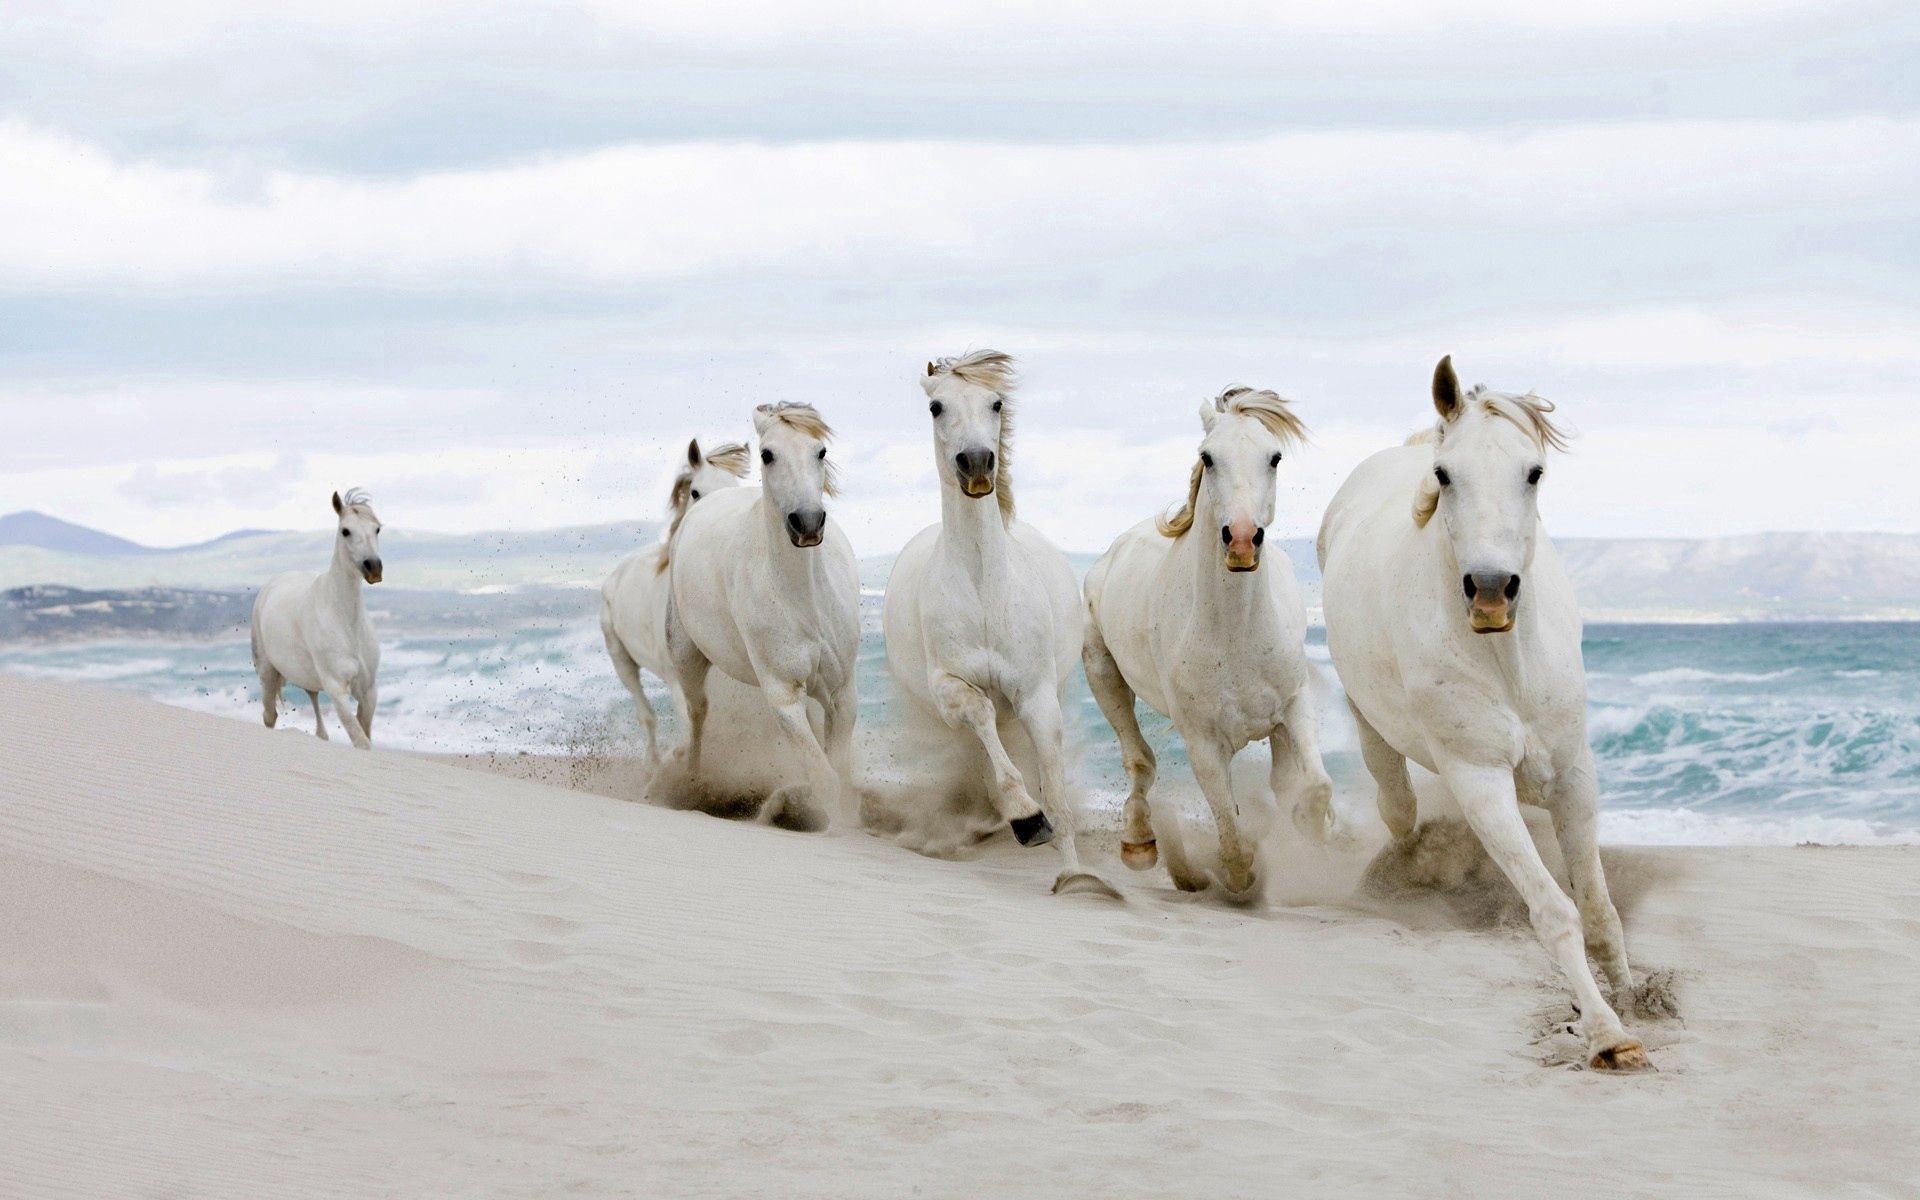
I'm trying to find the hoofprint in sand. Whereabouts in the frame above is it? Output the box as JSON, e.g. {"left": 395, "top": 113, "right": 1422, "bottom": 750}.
{"left": 3, "top": 672, "right": 1916, "bottom": 1198}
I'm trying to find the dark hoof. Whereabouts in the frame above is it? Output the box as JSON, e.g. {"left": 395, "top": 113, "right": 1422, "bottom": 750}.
{"left": 1010, "top": 811, "right": 1054, "bottom": 847}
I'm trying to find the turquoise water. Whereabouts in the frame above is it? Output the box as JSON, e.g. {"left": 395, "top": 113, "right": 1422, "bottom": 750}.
{"left": 7, "top": 616, "right": 1918, "bottom": 845}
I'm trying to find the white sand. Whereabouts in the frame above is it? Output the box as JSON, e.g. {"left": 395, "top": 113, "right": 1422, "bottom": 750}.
{"left": 3, "top": 671, "right": 1916, "bottom": 1198}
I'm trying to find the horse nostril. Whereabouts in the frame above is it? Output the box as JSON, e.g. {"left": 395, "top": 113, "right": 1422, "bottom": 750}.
{"left": 1463, "top": 574, "right": 1477, "bottom": 601}
{"left": 1505, "top": 574, "right": 1522, "bottom": 600}
{"left": 1221, "top": 526, "right": 1232, "bottom": 545}
{"left": 1252, "top": 528, "right": 1265, "bottom": 546}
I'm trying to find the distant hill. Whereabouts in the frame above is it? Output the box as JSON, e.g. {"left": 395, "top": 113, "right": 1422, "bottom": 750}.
{"left": 2, "top": 513, "right": 1917, "bottom": 620}
{"left": 0, "top": 511, "right": 157, "bottom": 556}
{"left": 0, "top": 515, "right": 661, "bottom": 593}
{"left": 0, "top": 511, "right": 284, "bottom": 557}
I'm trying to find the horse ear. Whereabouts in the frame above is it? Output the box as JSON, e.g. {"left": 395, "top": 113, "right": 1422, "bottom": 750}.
{"left": 331, "top": 490, "right": 344, "bottom": 516}
{"left": 751, "top": 405, "right": 776, "bottom": 437}
{"left": 925, "top": 361, "right": 937, "bottom": 377}
{"left": 687, "top": 438, "right": 702, "bottom": 468}
{"left": 1432, "top": 355, "right": 1462, "bottom": 422}
{"left": 1197, "top": 397, "right": 1218, "bottom": 432}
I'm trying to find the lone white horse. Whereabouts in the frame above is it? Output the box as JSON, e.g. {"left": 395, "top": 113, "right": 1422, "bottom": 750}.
{"left": 601, "top": 438, "right": 750, "bottom": 763}
{"left": 251, "top": 489, "right": 384, "bottom": 749}
{"left": 663, "top": 403, "right": 860, "bottom": 827}
{"left": 1083, "top": 387, "right": 1335, "bottom": 898}
{"left": 883, "top": 351, "right": 1107, "bottom": 895}
{"left": 1318, "top": 356, "right": 1646, "bottom": 1071}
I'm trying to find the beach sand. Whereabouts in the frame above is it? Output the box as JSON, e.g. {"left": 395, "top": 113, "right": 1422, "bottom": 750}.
{"left": 2, "top": 670, "right": 1915, "bottom": 1197}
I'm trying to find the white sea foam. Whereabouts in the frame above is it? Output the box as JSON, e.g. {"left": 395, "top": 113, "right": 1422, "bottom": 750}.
{"left": 1629, "top": 666, "right": 1798, "bottom": 687}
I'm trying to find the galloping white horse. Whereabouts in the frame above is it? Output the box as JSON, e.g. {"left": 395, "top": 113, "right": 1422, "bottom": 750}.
{"left": 1083, "top": 388, "right": 1335, "bottom": 897}
{"left": 251, "top": 489, "right": 384, "bottom": 749}
{"left": 663, "top": 404, "right": 860, "bottom": 827}
{"left": 601, "top": 439, "right": 749, "bottom": 763}
{"left": 883, "top": 351, "right": 1106, "bottom": 894}
{"left": 1318, "top": 356, "right": 1646, "bottom": 1070}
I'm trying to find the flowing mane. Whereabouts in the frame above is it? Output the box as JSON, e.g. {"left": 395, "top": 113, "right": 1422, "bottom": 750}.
{"left": 1417, "top": 386, "right": 1570, "bottom": 452}
{"left": 1476, "top": 387, "right": 1570, "bottom": 452}
{"left": 757, "top": 403, "right": 839, "bottom": 497}
{"left": 927, "top": 350, "right": 1017, "bottom": 521}
{"left": 339, "top": 488, "right": 378, "bottom": 520}
{"left": 1158, "top": 386, "right": 1307, "bottom": 537}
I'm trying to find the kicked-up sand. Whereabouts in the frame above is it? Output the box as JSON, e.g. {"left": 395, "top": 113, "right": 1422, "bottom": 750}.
{"left": 2, "top": 671, "right": 1916, "bottom": 1197}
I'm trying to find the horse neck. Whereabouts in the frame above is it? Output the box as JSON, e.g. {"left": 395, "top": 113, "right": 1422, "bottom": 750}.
{"left": 936, "top": 476, "right": 1012, "bottom": 582}
{"left": 324, "top": 542, "right": 365, "bottom": 615}
{"left": 1181, "top": 490, "right": 1274, "bottom": 630}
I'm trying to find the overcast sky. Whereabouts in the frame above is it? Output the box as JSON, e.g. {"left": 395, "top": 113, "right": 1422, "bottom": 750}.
{"left": 3, "top": 1, "right": 1917, "bottom": 552}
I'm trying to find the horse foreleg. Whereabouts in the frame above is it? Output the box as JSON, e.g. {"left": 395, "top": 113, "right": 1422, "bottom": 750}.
{"left": 306, "top": 690, "right": 328, "bottom": 740}
{"left": 760, "top": 679, "right": 838, "bottom": 831}
{"left": 1182, "top": 727, "right": 1256, "bottom": 899}
{"left": 1351, "top": 700, "right": 1417, "bottom": 842}
{"left": 820, "top": 680, "right": 859, "bottom": 825}
{"left": 605, "top": 628, "right": 660, "bottom": 765}
{"left": 1018, "top": 694, "right": 1115, "bottom": 898}
{"left": 930, "top": 674, "right": 1045, "bottom": 841}
{"left": 322, "top": 680, "right": 370, "bottom": 749}
{"left": 1439, "top": 759, "right": 1645, "bottom": 1071}
{"left": 1550, "top": 756, "right": 1635, "bottom": 1002}
{"left": 1082, "top": 626, "right": 1158, "bottom": 871}
{"left": 356, "top": 682, "right": 377, "bottom": 742}
{"left": 1272, "top": 687, "right": 1336, "bottom": 843}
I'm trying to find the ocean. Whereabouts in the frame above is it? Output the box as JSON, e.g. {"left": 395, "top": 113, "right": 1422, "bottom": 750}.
{"left": 6, "top": 609, "right": 1917, "bottom": 847}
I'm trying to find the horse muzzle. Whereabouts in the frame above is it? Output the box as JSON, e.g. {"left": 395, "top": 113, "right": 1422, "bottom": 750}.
{"left": 361, "top": 559, "right": 384, "bottom": 584}
{"left": 1222, "top": 523, "right": 1263, "bottom": 572}
{"left": 785, "top": 510, "right": 827, "bottom": 548}
{"left": 955, "top": 448, "right": 996, "bottom": 498}
{"left": 1465, "top": 572, "right": 1519, "bottom": 633}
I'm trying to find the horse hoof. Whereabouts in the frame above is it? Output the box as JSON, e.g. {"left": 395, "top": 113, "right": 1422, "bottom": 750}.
{"left": 1120, "top": 839, "right": 1158, "bottom": 870}
{"left": 1589, "top": 1039, "right": 1651, "bottom": 1072}
{"left": 1010, "top": 811, "right": 1054, "bottom": 847}
{"left": 1218, "top": 873, "right": 1260, "bottom": 906}
{"left": 1052, "top": 871, "right": 1121, "bottom": 899}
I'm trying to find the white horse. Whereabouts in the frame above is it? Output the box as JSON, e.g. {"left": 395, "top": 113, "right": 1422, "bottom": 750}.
{"left": 663, "top": 404, "right": 860, "bottom": 827}
{"left": 882, "top": 351, "right": 1107, "bottom": 895}
{"left": 601, "top": 439, "right": 750, "bottom": 763}
{"left": 251, "top": 489, "right": 383, "bottom": 749}
{"left": 1318, "top": 356, "right": 1646, "bottom": 1071}
{"left": 1083, "top": 388, "right": 1335, "bottom": 898}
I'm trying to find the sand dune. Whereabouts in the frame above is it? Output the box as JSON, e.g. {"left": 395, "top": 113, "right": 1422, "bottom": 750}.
{"left": 2, "top": 672, "right": 1916, "bottom": 1197}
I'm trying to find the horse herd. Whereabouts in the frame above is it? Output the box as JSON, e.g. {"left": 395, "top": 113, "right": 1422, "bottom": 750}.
{"left": 249, "top": 351, "right": 1650, "bottom": 1071}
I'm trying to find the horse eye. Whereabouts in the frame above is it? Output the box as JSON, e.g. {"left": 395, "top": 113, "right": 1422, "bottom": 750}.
{"left": 340, "top": 528, "right": 349, "bottom": 537}
{"left": 929, "top": 402, "right": 943, "bottom": 418}
{"left": 1527, "top": 466, "right": 1544, "bottom": 485}
{"left": 991, "top": 400, "right": 1003, "bottom": 413}
{"left": 1434, "top": 467, "right": 1451, "bottom": 487}
{"left": 761, "top": 450, "right": 774, "bottom": 465}
{"left": 817, "top": 447, "right": 827, "bottom": 460}
{"left": 1200, "top": 452, "right": 1213, "bottom": 469}
{"left": 1270, "top": 453, "right": 1282, "bottom": 468}
{"left": 690, "top": 490, "right": 701, "bottom": 500}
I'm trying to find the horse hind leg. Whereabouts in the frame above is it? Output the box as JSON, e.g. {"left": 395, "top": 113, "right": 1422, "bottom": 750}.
{"left": 259, "top": 666, "right": 284, "bottom": 728}
{"left": 1351, "top": 700, "right": 1416, "bottom": 842}
{"left": 1082, "top": 625, "right": 1158, "bottom": 871}
{"left": 305, "top": 690, "right": 328, "bottom": 740}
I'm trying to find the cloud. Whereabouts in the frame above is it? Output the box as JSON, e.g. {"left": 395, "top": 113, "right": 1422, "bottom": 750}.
{"left": 1, "top": 115, "right": 1913, "bottom": 290}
